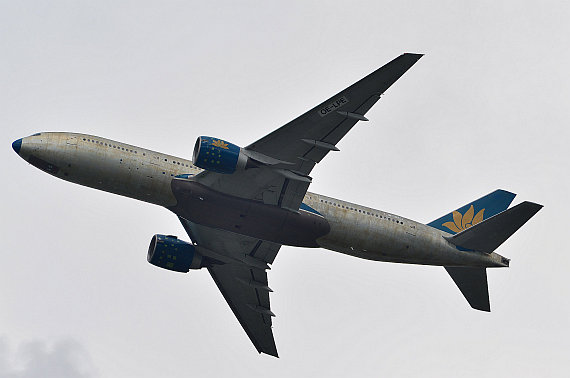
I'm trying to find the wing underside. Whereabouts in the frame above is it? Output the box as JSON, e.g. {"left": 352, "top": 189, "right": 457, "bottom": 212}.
{"left": 195, "top": 53, "right": 423, "bottom": 212}
{"left": 179, "top": 217, "right": 281, "bottom": 357}
{"left": 176, "top": 54, "right": 423, "bottom": 356}
{"left": 208, "top": 264, "right": 278, "bottom": 356}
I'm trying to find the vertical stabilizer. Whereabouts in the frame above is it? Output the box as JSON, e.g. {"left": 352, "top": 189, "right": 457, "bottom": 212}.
{"left": 430, "top": 190, "right": 517, "bottom": 313}
{"left": 428, "top": 189, "right": 516, "bottom": 235}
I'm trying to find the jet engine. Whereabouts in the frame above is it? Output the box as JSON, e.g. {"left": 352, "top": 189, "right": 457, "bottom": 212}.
{"left": 192, "top": 136, "right": 248, "bottom": 174}
{"left": 192, "top": 136, "right": 303, "bottom": 179}
{"left": 147, "top": 234, "right": 203, "bottom": 273}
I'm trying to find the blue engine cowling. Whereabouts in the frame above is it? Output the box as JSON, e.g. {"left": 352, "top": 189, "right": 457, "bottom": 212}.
{"left": 147, "top": 234, "right": 203, "bottom": 273}
{"left": 192, "top": 136, "right": 248, "bottom": 174}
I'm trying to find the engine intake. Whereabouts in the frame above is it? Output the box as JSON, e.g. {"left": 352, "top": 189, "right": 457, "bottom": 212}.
{"left": 192, "top": 136, "right": 248, "bottom": 174}
{"left": 147, "top": 234, "right": 203, "bottom": 273}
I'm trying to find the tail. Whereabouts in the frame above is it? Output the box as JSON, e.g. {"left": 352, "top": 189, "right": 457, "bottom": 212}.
{"left": 427, "top": 190, "right": 542, "bottom": 312}
{"left": 427, "top": 189, "right": 517, "bottom": 234}
{"left": 445, "top": 267, "right": 490, "bottom": 311}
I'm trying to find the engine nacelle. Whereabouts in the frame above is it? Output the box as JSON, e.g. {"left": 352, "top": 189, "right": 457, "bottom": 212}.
{"left": 147, "top": 234, "right": 203, "bottom": 273}
{"left": 192, "top": 136, "right": 248, "bottom": 174}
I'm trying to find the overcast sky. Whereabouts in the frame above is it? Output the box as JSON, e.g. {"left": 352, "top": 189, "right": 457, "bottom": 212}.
{"left": 2, "top": 1, "right": 569, "bottom": 377}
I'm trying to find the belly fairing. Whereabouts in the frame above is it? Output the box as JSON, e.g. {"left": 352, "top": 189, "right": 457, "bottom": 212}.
{"left": 169, "top": 180, "right": 330, "bottom": 247}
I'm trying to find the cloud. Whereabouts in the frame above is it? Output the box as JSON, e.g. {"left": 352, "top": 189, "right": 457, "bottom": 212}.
{"left": 0, "top": 337, "right": 96, "bottom": 378}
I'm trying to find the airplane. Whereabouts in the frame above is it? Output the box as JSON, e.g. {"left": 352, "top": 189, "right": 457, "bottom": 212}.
{"left": 11, "top": 53, "right": 542, "bottom": 357}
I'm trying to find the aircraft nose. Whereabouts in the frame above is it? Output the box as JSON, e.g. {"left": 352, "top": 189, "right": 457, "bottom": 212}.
{"left": 12, "top": 138, "right": 22, "bottom": 155}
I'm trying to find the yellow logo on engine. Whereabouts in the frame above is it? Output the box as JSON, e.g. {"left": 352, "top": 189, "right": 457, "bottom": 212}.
{"left": 442, "top": 205, "right": 485, "bottom": 233}
{"left": 211, "top": 139, "right": 229, "bottom": 149}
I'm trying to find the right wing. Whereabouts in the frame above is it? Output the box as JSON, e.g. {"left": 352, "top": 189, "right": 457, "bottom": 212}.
{"left": 208, "top": 263, "right": 277, "bottom": 356}
{"left": 179, "top": 217, "right": 281, "bottom": 357}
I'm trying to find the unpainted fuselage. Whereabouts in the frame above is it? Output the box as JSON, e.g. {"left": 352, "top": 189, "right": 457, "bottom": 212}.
{"left": 14, "top": 132, "right": 507, "bottom": 268}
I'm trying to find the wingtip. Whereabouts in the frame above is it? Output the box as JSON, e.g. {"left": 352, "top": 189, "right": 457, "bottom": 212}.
{"left": 261, "top": 350, "right": 279, "bottom": 358}
{"left": 470, "top": 300, "right": 490, "bottom": 312}
{"left": 403, "top": 52, "right": 424, "bottom": 59}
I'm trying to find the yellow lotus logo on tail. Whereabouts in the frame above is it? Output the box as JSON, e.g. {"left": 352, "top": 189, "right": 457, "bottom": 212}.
{"left": 211, "top": 139, "right": 229, "bottom": 149}
{"left": 442, "top": 205, "right": 485, "bottom": 233}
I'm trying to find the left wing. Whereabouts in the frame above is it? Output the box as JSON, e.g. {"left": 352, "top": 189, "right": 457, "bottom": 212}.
{"left": 179, "top": 217, "right": 281, "bottom": 357}
{"left": 178, "top": 55, "right": 423, "bottom": 355}
{"left": 196, "top": 53, "right": 423, "bottom": 212}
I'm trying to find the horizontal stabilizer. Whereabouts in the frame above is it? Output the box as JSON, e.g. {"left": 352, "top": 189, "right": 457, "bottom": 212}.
{"left": 444, "top": 201, "right": 542, "bottom": 254}
{"left": 445, "top": 267, "right": 490, "bottom": 311}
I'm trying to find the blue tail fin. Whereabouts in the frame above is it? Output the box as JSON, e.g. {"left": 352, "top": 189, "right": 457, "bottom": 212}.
{"left": 427, "top": 189, "right": 516, "bottom": 234}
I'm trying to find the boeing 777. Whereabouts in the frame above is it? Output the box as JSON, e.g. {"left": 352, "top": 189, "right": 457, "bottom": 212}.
{"left": 11, "top": 53, "right": 542, "bottom": 357}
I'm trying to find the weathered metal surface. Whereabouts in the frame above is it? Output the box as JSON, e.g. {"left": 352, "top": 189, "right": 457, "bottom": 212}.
{"left": 15, "top": 131, "right": 508, "bottom": 268}
{"left": 303, "top": 193, "right": 507, "bottom": 268}
{"left": 15, "top": 132, "right": 202, "bottom": 207}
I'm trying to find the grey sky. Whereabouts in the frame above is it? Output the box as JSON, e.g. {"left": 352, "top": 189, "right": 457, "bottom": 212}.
{"left": 0, "top": 337, "right": 95, "bottom": 378}
{"left": 2, "top": 1, "right": 569, "bottom": 377}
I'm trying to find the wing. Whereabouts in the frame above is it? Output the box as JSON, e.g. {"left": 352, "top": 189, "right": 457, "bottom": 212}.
{"left": 179, "top": 217, "right": 281, "bottom": 357}
{"left": 208, "top": 264, "right": 277, "bottom": 356}
{"left": 180, "top": 55, "right": 422, "bottom": 355}
{"left": 195, "top": 53, "right": 422, "bottom": 212}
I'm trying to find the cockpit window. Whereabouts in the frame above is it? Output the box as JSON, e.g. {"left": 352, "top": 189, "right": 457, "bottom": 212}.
{"left": 32, "top": 133, "right": 42, "bottom": 136}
